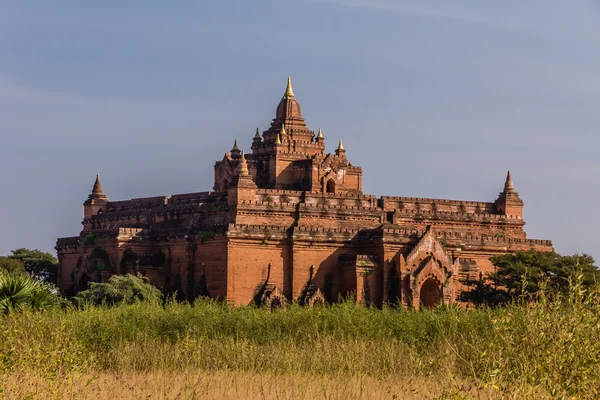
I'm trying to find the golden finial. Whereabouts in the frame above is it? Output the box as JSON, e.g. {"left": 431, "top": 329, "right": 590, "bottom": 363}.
{"left": 232, "top": 139, "right": 239, "bottom": 151}
{"left": 316, "top": 128, "right": 323, "bottom": 139}
{"left": 254, "top": 128, "right": 260, "bottom": 139}
{"left": 275, "top": 133, "right": 282, "bottom": 145}
{"left": 337, "top": 139, "right": 344, "bottom": 151}
{"left": 280, "top": 123, "right": 287, "bottom": 135}
{"left": 284, "top": 77, "right": 294, "bottom": 97}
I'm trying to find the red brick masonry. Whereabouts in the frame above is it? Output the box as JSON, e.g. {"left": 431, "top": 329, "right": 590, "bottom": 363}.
{"left": 56, "top": 79, "right": 552, "bottom": 308}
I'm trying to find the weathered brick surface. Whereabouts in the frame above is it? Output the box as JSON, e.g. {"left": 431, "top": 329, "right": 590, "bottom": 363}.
{"left": 56, "top": 79, "right": 552, "bottom": 308}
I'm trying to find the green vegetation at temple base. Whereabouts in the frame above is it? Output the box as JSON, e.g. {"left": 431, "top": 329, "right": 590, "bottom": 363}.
{"left": 461, "top": 250, "right": 600, "bottom": 306}
{"left": 1, "top": 275, "right": 600, "bottom": 399}
{"left": 74, "top": 273, "right": 163, "bottom": 307}
{"left": 1, "top": 249, "right": 599, "bottom": 398}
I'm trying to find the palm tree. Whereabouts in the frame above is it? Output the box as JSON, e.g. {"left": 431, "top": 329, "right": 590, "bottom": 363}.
{"left": 0, "top": 272, "right": 61, "bottom": 314}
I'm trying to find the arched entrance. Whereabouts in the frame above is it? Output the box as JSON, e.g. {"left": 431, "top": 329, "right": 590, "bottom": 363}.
{"left": 420, "top": 278, "right": 442, "bottom": 309}
{"left": 270, "top": 297, "right": 282, "bottom": 311}
{"left": 78, "top": 274, "right": 90, "bottom": 292}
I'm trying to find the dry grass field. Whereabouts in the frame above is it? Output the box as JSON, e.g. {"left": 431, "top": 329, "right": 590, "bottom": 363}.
{"left": 1, "top": 280, "right": 599, "bottom": 399}
{"left": 0, "top": 371, "right": 504, "bottom": 400}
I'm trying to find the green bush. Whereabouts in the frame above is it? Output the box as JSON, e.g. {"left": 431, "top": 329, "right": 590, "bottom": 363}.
{"left": 0, "top": 257, "right": 27, "bottom": 275}
{"left": 74, "top": 273, "right": 163, "bottom": 306}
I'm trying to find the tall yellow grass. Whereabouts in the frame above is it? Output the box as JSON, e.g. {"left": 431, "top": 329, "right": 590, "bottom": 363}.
{"left": 1, "top": 277, "right": 599, "bottom": 399}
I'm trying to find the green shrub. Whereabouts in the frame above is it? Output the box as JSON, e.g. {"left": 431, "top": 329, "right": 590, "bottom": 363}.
{"left": 0, "top": 257, "right": 27, "bottom": 275}
{"left": 74, "top": 273, "right": 163, "bottom": 306}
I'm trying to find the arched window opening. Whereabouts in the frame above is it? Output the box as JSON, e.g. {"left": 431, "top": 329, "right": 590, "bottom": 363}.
{"left": 326, "top": 179, "right": 335, "bottom": 193}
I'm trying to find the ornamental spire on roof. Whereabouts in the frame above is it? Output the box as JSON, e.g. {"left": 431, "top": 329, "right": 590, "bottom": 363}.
{"left": 504, "top": 170, "right": 514, "bottom": 192}
{"left": 284, "top": 77, "right": 294, "bottom": 97}
{"left": 316, "top": 128, "right": 323, "bottom": 139}
{"left": 254, "top": 128, "right": 261, "bottom": 139}
{"left": 239, "top": 152, "right": 249, "bottom": 176}
{"left": 232, "top": 139, "right": 239, "bottom": 151}
{"left": 335, "top": 139, "right": 346, "bottom": 157}
{"left": 89, "top": 173, "right": 107, "bottom": 200}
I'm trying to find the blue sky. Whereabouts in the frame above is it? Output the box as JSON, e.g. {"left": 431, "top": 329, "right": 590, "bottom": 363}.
{"left": 1, "top": 1, "right": 599, "bottom": 261}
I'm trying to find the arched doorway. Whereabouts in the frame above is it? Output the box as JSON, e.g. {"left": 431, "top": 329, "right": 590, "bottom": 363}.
{"left": 420, "top": 278, "right": 442, "bottom": 309}
{"left": 78, "top": 274, "right": 90, "bottom": 292}
{"left": 270, "top": 297, "right": 282, "bottom": 311}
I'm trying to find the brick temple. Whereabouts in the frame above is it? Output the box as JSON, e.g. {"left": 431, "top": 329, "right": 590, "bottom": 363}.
{"left": 56, "top": 78, "right": 553, "bottom": 308}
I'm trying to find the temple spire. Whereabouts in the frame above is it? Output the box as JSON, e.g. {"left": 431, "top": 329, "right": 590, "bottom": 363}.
{"left": 335, "top": 139, "right": 346, "bottom": 156}
{"left": 239, "top": 152, "right": 249, "bottom": 176}
{"left": 281, "top": 122, "right": 287, "bottom": 136}
{"left": 230, "top": 139, "right": 241, "bottom": 159}
{"left": 284, "top": 77, "right": 294, "bottom": 97}
{"left": 275, "top": 133, "right": 282, "bottom": 145}
{"left": 254, "top": 128, "right": 261, "bottom": 139}
{"left": 92, "top": 174, "right": 106, "bottom": 198}
{"left": 88, "top": 173, "right": 107, "bottom": 201}
{"left": 504, "top": 170, "right": 514, "bottom": 192}
{"left": 317, "top": 128, "right": 323, "bottom": 139}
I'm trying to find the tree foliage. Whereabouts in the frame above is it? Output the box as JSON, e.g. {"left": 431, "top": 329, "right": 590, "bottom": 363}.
{"left": 461, "top": 250, "right": 600, "bottom": 306}
{"left": 0, "top": 272, "right": 62, "bottom": 314}
{"left": 8, "top": 248, "right": 58, "bottom": 283}
{"left": 75, "top": 273, "right": 163, "bottom": 307}
{"left": 0, "top": 257, "right": 27, "bottom": 275}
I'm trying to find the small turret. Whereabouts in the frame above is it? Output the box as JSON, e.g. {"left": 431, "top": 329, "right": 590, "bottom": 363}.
{"left": 231, "top": 139, "right": 241, "bottom": 159}
{"left": 316, "top": 128, "right": 324, "bottom": 143}
{"left": 335, "top": 139, "right": 346, "bottom": 157}
{"left": 504, "top": 170, "right": 514, "bottom": 192}
{"left": 238, "top": 151, "right": 249, "bottom": 176}
{"left": 90, "top": 174, "right": 106, "bottom": 201}
{"left": 251, "top": 128, "right": 262, "bottom": 153}
{"left": 84, "top": 174, "right": 108, "bottom": 220}
{"left": 495, "top": 170, "right": 523, "bottom": 218}
{"left": 229, "top": 151, "right": 257, "bottom": 207}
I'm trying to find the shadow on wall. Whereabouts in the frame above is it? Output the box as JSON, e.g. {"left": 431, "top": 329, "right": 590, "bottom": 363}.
{"left": 250, "top": 228, "right": 387, "bottom": 307}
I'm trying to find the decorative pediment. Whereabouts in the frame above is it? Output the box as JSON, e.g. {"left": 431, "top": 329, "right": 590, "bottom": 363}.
{"left": 264, "top": 286, "right": 287, "bottom": 310}
{"left": 321, "top": 168, "right": 344, "bottom": 184}
{"left": 405, "top": 228, "right": 452, "bottom": 268}
{"left": 402, "top": 228, "right": 459, "bottom": 307}
{"left": 319, "top": 153, "right": 349, "bottom": 171}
